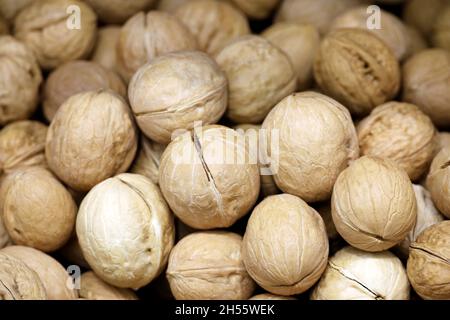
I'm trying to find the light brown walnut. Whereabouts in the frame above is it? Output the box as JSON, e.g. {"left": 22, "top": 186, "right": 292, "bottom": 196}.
{"left": 426, "top": 147, "right": 450, "bottom": 218}
{"left": 90, "top": 26, "right": 121, "bottom": 73}
{"left": 78, "top": 271, "right": 138, "bottom": 300}
{"left": 84, "top": 0, "right": 156, "bottom": 24}
{"left": 131, "top": 136, "right": 165, "bottom": 185}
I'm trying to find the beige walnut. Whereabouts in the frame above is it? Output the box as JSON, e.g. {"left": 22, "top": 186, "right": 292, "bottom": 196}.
{"left": 262, "top": 23, "right": 320, "bottom": 90}
{"left": 216, "top": 35, "right": 296, "bottom": 124}
{"left": 407, "top": 221, "right": 450, "bottom": 300}
{"left": 332, "top": 156, "right": 417, "bottom": 252}
{"left": 129, "top": 51, "right": 227, "bottom": 144}
{"left": 403, "top": 0, "right": 450, "bottom": 36}
{"left": 432, "top": 5, "right": 450, "bottom": 51}
{"left": 159, "top": 125, "right": 260, "bottom": 229}
{"left": 0, "top": 120, "right": 47, "bottom": 176}
{"left": 403, "top": 49, "right": 450, "bottom": 128}
{"left": 1, "top": 245, "right": 77, "bottom": 300}
{"left": 0, "top": 167, "right": 77, "bottom": 252}
{"left": 242, "top": 194, "right": 329, "bottom": 296}
{"left": 229, "top": 0, "right": 279, "bottom": 19}
{"left": 396, "top": 185, "right": 445, "bottom": 258}
{"left": 117, "top": 11, "right": 198, "bottom": 82}
{"left": 437, "top": 132, "right": 450, "bottom": 154}
{"left": 59, "top": 233, "right": 90, "bottom": 269}
{"left": 311, "top": 246, "right": 410, "bottom": 300}
{"left": 14, "top": 0, "right": 97, "bottom": 70}
{"left": 314, "top": 29, "right": 400, "bottom": 116}
{"left": 404, "top": 25, "right": 428, "bottom": 58}
{"left": 91, "top": 26, "right": 121, "bottom": 73}
{"left": 175, "top": 0, "right": 250, "bottom": 56}
{"left": 0, "top": 36, "right": 42, "bottom": 125}
{"left": 330, "top": 6, "right": 410, "bottom": 61}
{"left": 130, "top": 136, "right": 165, "bottom": 185}
{"left": 275, "top": 0, "right": 363, "bottom": 35}
{"left": 79, "top": 271, "right": 138, "bottom": 300}
{"left": 261, "top": 92, "right": 359, "bottom": 202}
{"left": 426, "top": 147, "right": 450, "bottom": 218}
{"left": 0, "top": 253, "right": 47, "bottom": 300}
{"left": 77, "top": 174, "right": 175, "bottom": 289}
{"left": 249, "top": 293, "right": 296, "bottom": 300}
{"left": 167, "top": 231, "right": 255, "bottom": 300}
{"left": 315, "top": 202, "right": 340, "bottom": 241}
{"left": 84, "top": 0, "right": 156, "bottom": 23}
{"left": 43, "top": 60, "right": 126, "bottom": 121}
{"left": 45, "top": 90, "right": 138, "bottom": 192}
{"left": 357, "top": 102, "right": 436, "bottom": 181}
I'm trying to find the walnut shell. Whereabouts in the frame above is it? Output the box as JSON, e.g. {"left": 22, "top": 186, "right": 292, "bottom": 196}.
{"left": 330, "top": 6, "right": 409, "bottom": 61}
{"left": 45, "top": 90, "right": 138, "bottom": 192}
{"left": 311, "top": 246, "right": 410, "bottom": 300}
{"left": 357, "top": 102, "right": 437, "bottom": 181}
{"left": 426, "top": 147, "right": 450, "bottom": 218}
{"left": 175, "top": 0, "right": 250, "bottom": 55}
{"left": 0, "top": 120, "right": 47, "bottom": 176}
{"left": 275, "top": 0, "right": 363, "bottom": 34}
{"left": 0, "top": 36, "right": 42, "bottom": 125}
{"left": 84, "top": 0, "right": 156, "bottom": 23}
{"left": 261, "top": 92, "right": 359, "bottom": 202}
{"left": 76, "top": 173, "right": 175, "bottom": 289}
{"left": 262, "top": 22, "right": 320, "bottom": 90}
{"left": 242, "top": 194, "right": 329, "bottom": 296}
{"left": 314, "top": 29, "right": 401, "bottom": 116}
{"left": 437, "top": 132, "right": 450, "bottom": 154}
{"left": 396, "top": 185, "right": 445, "bottom": 258}
{"left": 159, "top": 125, "right": 260, "bottom": 229}
{"left": 117, "top": 11, "right": 198, "bottom": 82}
{"left": 166, "top": 231, "right": 256, "bottom": 300}
{"left": 315, "top": 202, "right": 340, "bottom": 241}
{"left": 90, "top": 26, "right": 121, "bottom": 73}
{"left": 229, "top": 0, "right": 279, "bottom": 19}
{"left": 249, "top": 293, "right": 296, "bottom": 300}
{"left": 0, "top": 0, "right": 34, "bottom": 20}
{"left": 1, "top": 245, "right": 77, "bottom": 300}
{"left": 403, "top": 0, "right": 450, "bottom": 36}
{"left": 407, "top": 221, "right": 450, "bottom": 300}
{"left": 43, "top": 60, "right": 126, "bottom": 121}
{"left": 79, "top": 271, "right": 138, "bottom": 300}
{"left": 0, "top": 253, "right": 47, "bottom": 300}
{"left": 432, "top": 5, "right": 450, "bottom": 51}
{"left": 216, "top": 35, "right": 296, "bottom": 124}
{"left": 14, "top": 0, "right": 97, "bottom": 70}
{"left": 402, "top": 49, "right": 450, "bottom": 128}
{"left": 0, "top": 167, "right": 77, "bottom": 252}
{"left": 130, "top": 135, "right": 165, "bottom": 185}
{"left": 405, "top": 26, "right": 428, "bottom": 58}
{"left": 332, "top": 156, "right": 417, "bottom": 252}
{"left": 59, "top": 233, "right": 90, "bottom": 269}
{"left": 129, "top": 51, "right": 227, "bottom": 144}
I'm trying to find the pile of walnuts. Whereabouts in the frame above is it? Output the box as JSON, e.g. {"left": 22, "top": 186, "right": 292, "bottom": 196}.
{"left": 0, "top": 0, "right": 449, "bottom": 301}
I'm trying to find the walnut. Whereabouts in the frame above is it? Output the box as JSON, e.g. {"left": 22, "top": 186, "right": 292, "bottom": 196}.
{"left": 130, "top": 135, "right": 165, "bottom": 185}
{"left": 90, "top": 26, "right": 121, "bottom": 73}
{"left": 426, "top": 147, "right": 450, "bottom": 219}
{"left": 78, "top": 271, "right": 138, "bottom": 300}
{"left": 84, "top": 0, "right": 156, "bottom": 23}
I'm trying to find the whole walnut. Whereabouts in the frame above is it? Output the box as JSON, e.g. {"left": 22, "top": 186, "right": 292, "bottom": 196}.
{"left": 59, "top": 233, "right": 90, "bottom": 269}
{"left": 426, "top": 147, "right": 450, "bottom": 218}
{"left": 396, "top": 185, "right": 445, "bottom": 258}
{"left": 90, "top": 26, "right": 121, "bottom": 73}
{"left": 404, "top": 25, "right": 428, "bottom": 58}
{"left": 175, "top": 0, "right": 250, "bottom": 56}
{"left": 242, "top": 194, "right": 329, "bottom": 296}
{"left": 14, "top": 0, "right": 97, "bottom": 70}
{"left": 0, "top": 36, "right": 42, "bottom": 125}
{"left": 403, "top": 0, "right": 450, "bottom": 36}
{"left": 84, "top": 0, "right": 156, "bottom": 23}
{"left": 261, "top": 92, "right": 359, "bottom": 202}
{"left": 315, "top": 202, "right": 340, "bottom": 241}
{"left": 357, "top": 102, "right": 436, "bottom": 181}
{"left": 0, "top": 167, "right": 77, "bottom": 252}
{"left": 432, "top": 5, "right": 450, "bottom": 51}
{"left": 129, "top": 51, "right": 227, "bottom": 144}
{"left": 0, "top": 120, "right": 47, "bottom": 176}
{"left": 311, "top": 246, "right": 410, "bottom": 300}
{"left": 275, "top": 0, "right": 363, "bottom": 34}
{"left": 0, "top": 0, "right": 34, "bottom": 20}
{"left": 407, "top": 221, "right": 450, "bottom": 300}
{"left": 216, "top": 35, "right": 296, "bottom": 124}
{"left": 249, "top": 293, "right": 296, "bottom": 300}
{"left": 0, "top": 253, "right": 47, "bottom": 300}
{"left": 437, "top": 132, "right": 450, "bottom": 154}
{"left": 79, "top": 271, "right": 138, "bottom": 300}
{"left": 229, "top": 0, "right": 279, "bottom": 19}
{"left": 117, "top": 11, "right": 198, "bottom": 82}
{"left": 332, "top": 156, "right": 417, "bottom": 252}
{"left": 77, "top": 174, "right": 175, "bottom": 289}
{"left": 43, "top": 60, "right": 126, "bottom": 121}
{"left": 262, "top": 22, "right": 320, "bottom": 90}
{"left": 1, "top": 245, "right": 77, "bottom": 300}
{"left": 314, "top": 29, "right": 400, "bottom": 116}
{"left": 46, "top": 90, "right": 138, "bottom": 192}
{"left": 330, "top": 6, "right": 410, "bottom": 61}
{"left": 166, "top": 231, "right": 255, "bottom": 300}
{"left": 402, "top": 49, "right": 450, "bottom": 128}
{"left": 131, "top": 136, "right": 165, "bottom": 185}
{"left": 159, "top": 125, "right": 260, "bottom": 229}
